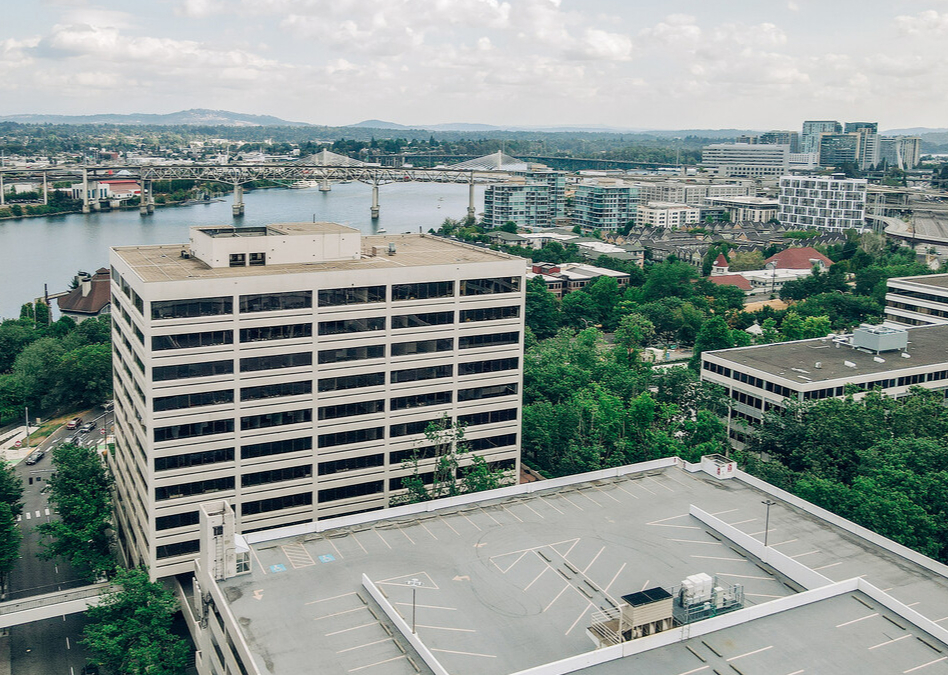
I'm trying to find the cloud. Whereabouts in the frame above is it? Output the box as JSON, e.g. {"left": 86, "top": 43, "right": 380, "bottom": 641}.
{"left": 895, "top": 10, "right": 948, "bottom": 35}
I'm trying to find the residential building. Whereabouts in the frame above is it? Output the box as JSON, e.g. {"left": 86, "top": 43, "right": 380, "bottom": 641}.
{"left": 818, "top": 133, "right": 861, "bottom": 166}
{"left": 56, "top": 268, "right": 112, "bottom": 322}
{"left": 801, "top": 120, "right": 842, "bottom": 154}
{"left": 885, "top": 273, "right": 948, "bottom": 326}
{"left": 708, "top": 247, "right": 832, "bottom": 298}
{"left": 635, "top": 179, "right": 753, "bottom": 207}
{"left": 108, "top": 223, "right": 525, "bottom": 577}
{"left": 880, "top": 137, "right": 922, "bottom": 170}
{"left": 571, "top": 180, "right": 638, "bottom": 232}
{"left": 704, "top": 196, "right": 779, "bottom": 223}
{"left": 483, "top": 182, "right": 554, "bottom": 228}
{"left": 777, "top": 174, "right": 868, "bottom": 232}
{"left": 636, "top": 201, "right": 700, "bottom": 229}
{"left": 527, "top": 261, "right": 631, "bottom": 298}
{"left": 521, "top": 170, "right": 566, "bottom": 219}
{"left": 701, "top": 144, "right": 790, "bottom": 178}
{"left": 182, "top": 449, "right": 948, "bottom": 675}
{"left": 701, "top": 323, "right": 948, "bottom": 447}
{"left": 759, "top": 130, "right": 800, "bottom": 152}
{"left": 845, "top": 123, "right": 881, "bottom": 170}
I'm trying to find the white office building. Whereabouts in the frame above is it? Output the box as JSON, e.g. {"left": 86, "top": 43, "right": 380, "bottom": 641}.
{"left": 109, "top": 223, "right": 525, "bottom": 577}
{"left": 701, "top": 144, "right": 790, "bottom": 178}
{"left": 777, "top": 174, "right": 867, "bottom": 232}
{"left": 636, "top": 202, "right": 700, "bottom": 229}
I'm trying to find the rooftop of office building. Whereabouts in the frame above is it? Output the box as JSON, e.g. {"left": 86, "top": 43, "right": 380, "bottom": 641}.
{"left": 891, "top": 273, "right": 948, "bottom": 291}
{"left": 112, "top": 226, "right": 516, "bottom": 283}
{"left": 705, "top": 324, "right": 948, "bottom": 384}
{"left": 209, "top": 459, "right": 948, "bottom": 675}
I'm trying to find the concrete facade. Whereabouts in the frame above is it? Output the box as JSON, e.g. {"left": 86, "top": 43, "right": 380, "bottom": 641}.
{"left": 701, "top": 144, "right": 790, "bottom": 178}
{"left": 777, "top": 174, "right": 867, "bottom": 232}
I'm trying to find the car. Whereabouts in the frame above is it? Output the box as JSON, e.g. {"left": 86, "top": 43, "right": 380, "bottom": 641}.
{"left": 79, "top": 421, "right": 97, "bottom": 434}
{"left": 103, "top": 401, "right": 114, "bottom": 412}
{"left": 66, "top": 417, "right": 82, "bottom": 430}
{"left": 81, "top": 665, "right": 100, "bottom": 675}
{"left": 25, "top": 450, "right": 44, "bottom": 465}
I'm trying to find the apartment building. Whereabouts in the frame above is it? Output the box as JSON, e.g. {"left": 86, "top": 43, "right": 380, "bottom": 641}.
{"left": 700, "top": 144, "right": 790, "bottom": 178}
{"left": 704, "top": 196, "right": 779, "bottom": 223}
{"left": 635, "top": 201, "right": 700, "bottom": 229}
{"left": 700, "top": 324, "right": 948, "bottom": 447}
{"left": 777, "top": 174, "right": 867, "bottom": 232}
{"left": 635, "top": 179, "right": 753, "bottom": 207}
{"left": 483, "top": 182, "right": 554, "bottom": 228}
{"left": 885, "top": 273, "right": 948, "bottom": 326}
{"left": 880, "top": 137, "right": 922, "bottom": 170}
{"left": 572, "top": 180, "right": 638, "bottom": 232}
{"left": 801, "top": 120, "right": 842, "bottom": 154}
{"left": 108, "top": 223, "right": 525, "bottom": 577}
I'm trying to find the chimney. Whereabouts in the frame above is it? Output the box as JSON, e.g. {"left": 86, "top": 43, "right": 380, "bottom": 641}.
{"left": 78, "top": 272, "right": 92, "bottom": 297}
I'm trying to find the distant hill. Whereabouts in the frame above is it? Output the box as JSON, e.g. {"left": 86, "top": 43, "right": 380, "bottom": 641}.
{"left": 345, "top": 120, "right": 763, "bottom": 137}
{"left": 0, "top": 108, "right": 310, "bottom": 127}
{"left": 883, "top": 127, "right": 948, "bottom": 136}
{"left": 347, "top": 119, "right": 414, "bottom": 130}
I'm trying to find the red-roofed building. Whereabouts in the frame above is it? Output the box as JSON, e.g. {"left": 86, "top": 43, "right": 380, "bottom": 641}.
{"left": 763, "top": 246, "right": 833, "bottom": 270}
{"left": 709, "top": 274, "right": 752, "bottom": 292}
{"left": 711, "top": 253, "right": 730, "bottom": 276}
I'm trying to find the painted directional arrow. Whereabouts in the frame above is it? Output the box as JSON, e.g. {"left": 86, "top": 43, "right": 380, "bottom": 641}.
{"left": 253, "top": 589, "right": 264, "bottom": 600}
{"left": 453, "top": 575, "right": 470, "bottom": 581}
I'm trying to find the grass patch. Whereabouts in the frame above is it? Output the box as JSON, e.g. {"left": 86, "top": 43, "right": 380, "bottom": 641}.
{"left": 27, "top": 410, "right": 91, "bottom": 443}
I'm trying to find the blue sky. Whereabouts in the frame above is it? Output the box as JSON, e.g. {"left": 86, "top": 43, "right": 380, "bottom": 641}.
{"left": 2, "top": 0, "right": 946, "bottom": 129}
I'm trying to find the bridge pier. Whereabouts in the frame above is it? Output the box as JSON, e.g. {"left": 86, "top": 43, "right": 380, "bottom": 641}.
{"left": 42, "top": 172, "right": 48, "bottom": 205}
{"left": 81, "top": 169, "right": 90, "bottom": 214}
{"left": 0, "top": 173, "right": 5, "bottom": 207}
{"left": 232, "top": 184, "right": 245, "bottom": 217}
{"left": 140, "top": 180, "right": 153, "bottom": 215}
{"left": 467, "top": 180, "right": 476, "bottom": 220}
{"left": 370, "top": 183, "right": 380, "bottom": 219}
{"left": 319, "top": 178, "right": 331, "bottom": 192}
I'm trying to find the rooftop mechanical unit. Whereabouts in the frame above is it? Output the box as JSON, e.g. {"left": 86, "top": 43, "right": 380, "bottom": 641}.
{"left": 852, "top": 324, "right": 908, "bottom": 354}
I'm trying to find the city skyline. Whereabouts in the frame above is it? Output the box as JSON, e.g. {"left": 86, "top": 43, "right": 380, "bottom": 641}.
{"left": 4, "top": 1, "right": 948, "bottom": 129}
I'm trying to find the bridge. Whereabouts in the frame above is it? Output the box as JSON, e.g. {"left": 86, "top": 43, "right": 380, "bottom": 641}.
{"left": 0, "top": 583, "right": 112, "bottom": 629}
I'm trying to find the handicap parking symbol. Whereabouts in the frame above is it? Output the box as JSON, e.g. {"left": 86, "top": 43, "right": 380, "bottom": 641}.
{"left": 269, "top": 564, "right": 287, "bottom": 573}
{"left": 318, "top": 554, "right": 335, "bottom": 564}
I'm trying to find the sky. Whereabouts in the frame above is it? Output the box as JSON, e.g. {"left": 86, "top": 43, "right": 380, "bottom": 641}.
{"left": 2, "top": 0, "right": 947, "bottom": 130}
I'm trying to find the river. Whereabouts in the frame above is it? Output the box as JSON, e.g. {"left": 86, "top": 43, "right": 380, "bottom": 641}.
{"left": 0, "top": 182, "right": 486, "bottom": 320}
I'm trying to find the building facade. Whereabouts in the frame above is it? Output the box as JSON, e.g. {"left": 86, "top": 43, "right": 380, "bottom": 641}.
{"left": 777, "top": 174, "right": 867, "bottom": 232}
{"left": 483, "top": 183, "right": 555, "bottom": 228}
{"left": 879, "top": 137, "right": 922, "bottom": 170}
{"left": 801, "top": 120, "right": 842, "bottom": 154}
{"left": 704, "top": 196, "right": 779, "bottom": 223}
{"left": 635, "top": 180, "right": 753, "bottom": 207}
{"left": 885, "top": 273, "right": 948, "bottom": 326}
{"left": 109, "top": 223, "right": 525, "bottom": 577}
{"left": 572, "top": 181, "right": 638, "bottom": 232}
{"left": 701, "top": 144, "right": 790, "bottom": 178}
{"left": 635, "top": 202, "right": 700, "bottom": 229}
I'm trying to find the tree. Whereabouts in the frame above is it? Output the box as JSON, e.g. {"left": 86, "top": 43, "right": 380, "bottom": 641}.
{"left": 0, "top": 460, "right": 23, "bottom": 517}
{"left": 584, "top": 276, "right": 621, "bottom": 329}
{"left": 525, "top": 277, "right": 560, "bottom": 339}
{"left": 560, "top": 292, "right": 599, "bottom": 329}
{"left": 12, "top": 337, "right": 65, "bottom": 409}
{"left": 499, "top": 221, "right": 518, "bottom": 233}
{"left": 643, "top": 261, "right": 696, "bottom": 300}
{"left": 82, "top": 567, "right": 191, "bottom": 675}
{"left": 51, "top": 343, "right": 112, "bottom": 408}
{"left": 0, "top": 502, "right": 22, "bottom": 590}
{"left": 38, "top": 443, "right": 114, "bottom": 581}
{"left": 728, "top": 251, "right": 765, "bottom": 272}
{"left": 689, "top": 316, "right": 735, "bottom": 369}
{"left": 613, "top": 313, "right": 654, "bottom": 367}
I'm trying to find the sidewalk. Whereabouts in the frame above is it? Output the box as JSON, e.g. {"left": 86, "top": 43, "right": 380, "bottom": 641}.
{"left": 0, "top": 427, "right": 34, "bottom": 465}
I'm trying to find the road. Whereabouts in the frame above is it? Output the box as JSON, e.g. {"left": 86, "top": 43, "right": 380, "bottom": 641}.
{"left": 4, "top": 404, "right": 111, "bottom": 675}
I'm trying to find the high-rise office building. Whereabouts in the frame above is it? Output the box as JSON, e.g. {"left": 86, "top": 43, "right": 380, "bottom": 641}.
{"left": 759, "top": 130, "right": 800, "bottom": 153}
{"left": 109, "top": 223, "right": 525, "bottom": 577}
{"left": 844, "top": 123, "right": 880, "bottom": 170}
{"left": 801, "top": 120, "right": 842, "bottom": 154}
{"left": 818, "top": 133, "right": 861, "bottom": 167}
{"left": 701, "top": 144, "right": 790, "bottom": 178}
{"left": 880, "top": 137, "right": 922, "bottom": 170}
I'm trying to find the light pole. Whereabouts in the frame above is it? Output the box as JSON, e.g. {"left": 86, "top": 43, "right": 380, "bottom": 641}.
{"left": 762, "top": 500, "right": 776, "bottom": 547}
{"left": 407, "top": 578, "right": 422, "bottom": 634}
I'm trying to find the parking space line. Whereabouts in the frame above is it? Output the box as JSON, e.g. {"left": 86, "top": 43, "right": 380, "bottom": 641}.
{"left": 249, "top": 546, "right": 268, "bottom": 575}
{"left": 906, "top": 601, "right": 921, "bottom": 607}
{"left": 711, "top": 509, "right": 739, "bottom": 517}
{"left": 395, "top": 602, "right": 457, "bottom": 611}
{"left": 524, "top": 566, "right": 548, "bottom": 591}
{"left": 375, "top": 529, "right": 392, "bottom": 549}
{"left": 307, "top": 592, "right": 357, "bottom": 605}
{"left": 727, "top": 645, "right": 773, "bottom": 662}
{"left": 560, "top": 495, "right": 584, "bottom": 511}
{"left": 836, "top": 612, "right": 878, "bottom": 628}
{"left": 636, "top": 482, "right": 656, "bottom": 495}
{"left": 933, "top": 616, "right": 948, "bottom": 623}
{"left": 904, "top": 657, "right": 948, "bottom": 673}
{"left": 565, "top": 606, "right": 592, "bottom": 635}
{"left": 325, "top": 622, "right": 378, "bottom": 637}
{"left": 543, "top": 584, "right": 570, "bottom": 612}
{"left": 521, "top": 502, "right": 545, "bottom": 519}
{"left": 647, "top": 514, "right": 690, "bottom": 525}
{"left": 494, "top": 550, "right": 529, "bottom": 574}
{"left": 438, "top": 515, "right": 460, "bottom": 534}
{"left": 431, "top": 648, "right": 496, "bottom": 658}
{"left": 421, "top": 523, "right": 438, "bottom": 540}
{"left": 669, "top": 539, "right": 723, "bottom": 545}
{"left": 691, "top": 555, "right": 745, "bottom": 562}
{"left": 789, "top": 550, "right": 820, "bottom": 558}
{"left": 462, "top": 514, "right": 482, "bottom": 531}
{"left": 562, "top": 538, "right": 580, "bottom": 559}
{"left": 769, "top": 539, "right": 798, "bottom": 547}
{"left": 480, "top": 508, "right": 502, "bottom": 525}
{"left": 350, "top": 532, "right": 368, "bottom": 555}
{"left": 337, "top": 638, "right": 392, "bottom": 654}
{"left": 502, "top": 506, "right": 523, "bottom": 522}
{"left": 869, "top": 634, "right": 912, "bottom": 650}
{"left": 783, "top": 671, "right": 805, "bottom": 675}
{"left": 593, "top": 487, "right": 622, "bottom": 503}
{"left": 417, "top": 624, "right": 476, "bottom": 632}
{"left": 647, "top": 475, "right": 674, "bottom": 492}
{"left": 314, "top": 607, "right": 368, "bottom": 621}
{"left": 537, "top": 495, "right": 566, "bottom": 513}
{"left": 676, "top": 667, "right": 710, "bottom": 675}
{"left": 604, "top": 563, "right": 626, "bottom": 592}
{"left": 812, "top": 562, "right": 843, "bottom": 571}
{"left": 576, "top": 491, "right": 603, "bottom": 507}
{"left": 728, "top": 518, "right": 756, "bottom": 526}
{"left": 716, "top": 573, "right": 773, "bottom": 580}
{"left": 583, "top": 547, "right": 605, "bottom": 574}
{"left": 397, "top": 526, "right": 415, "bottom": 545}
{"left": 613, "top": 484, "right": 639, "bottom": 500}
{"left": 748, "top": 529, "right": 774, "bottom": 537}
{"left": 640, "top": 579, "right": 651, "bottom": 591}
{"left": 348, "top": 655, "right": 407, "bottom": 672}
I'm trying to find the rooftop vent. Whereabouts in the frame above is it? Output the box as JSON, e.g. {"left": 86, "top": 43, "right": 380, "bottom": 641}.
{"left": 844, "top": 360, "right": 856, "bottom": 368}
{"left": 852, "top": 324, "right": 908, "bottom": 354}
{"left": 388, "top": 242, "right": 396, "bottom": 256}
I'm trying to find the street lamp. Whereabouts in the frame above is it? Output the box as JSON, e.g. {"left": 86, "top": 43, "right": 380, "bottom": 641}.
{"left": 406, "top": 578, "right": 422, "bottom": 634}
{"left": 762, "top": 500, "right": 777, "bottom": 547}
{"left": 765, "top": 261, "right": 777, "bottom": 297}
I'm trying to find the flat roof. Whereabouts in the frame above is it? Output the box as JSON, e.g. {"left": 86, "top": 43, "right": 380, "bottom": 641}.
{"left": 218, "top": 466, "right": 948, "bottom": 675}
{"left": 705, "top": 324, "right": 948, "bottom": 384}
{"left": 112, "top": 233, "right": 516, "bottom": 283}
{"left": 892, "top": 273, "right": 948, "bottom": 291}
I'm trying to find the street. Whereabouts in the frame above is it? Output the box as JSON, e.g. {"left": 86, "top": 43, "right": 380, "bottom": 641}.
{"left": 3, "top": 404, "right": 111, "bottom": 675}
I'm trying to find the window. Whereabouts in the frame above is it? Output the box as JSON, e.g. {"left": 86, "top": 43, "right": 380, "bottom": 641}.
{"left": 156, "top": 539, "right": 200, "bottom": 559}
{"left": 390, "top": 365, "right": 452, "bottom": 384}
{"left": 318, "top": 317, "right": 385, "bottom": 336}
{"left": 457, "top": 408, "right": 517, "bottom": 427}
{"left": 460, "top": 277, "right": 520, "bottom": 296}
{"left": 389, "top": 445, "right": 438, "bottom": 464}
{"left": 318, "top": 399, "right": 385, "bottom": 420}
{"left": 318, "top": 286, "right": 385, "bottom": 307}
{"left": 460, "top": 306, "right": 520, "bottom": 322}
{"left": 318, "top": 345, "right": 384, "bottom": 364}
{"left": 153, "top": 360, "right": 233, "bottom": 382}
{"left": 240, "top": 352, "right": 312, "bottom": 372}
{"left": 458, "top": 383, "right": 518, "bottom": 402}
{"left": 703, "top": 361, "right": 732, "bottom": 377}
{"left": 318, "top": 426, "right": 384, "bottom": 448}
{"left": 389, "top": 473, "right": 434, "bottom": 491}
{"left": 459, "top": 332, "right": 519, "bottom": 350}
{"left": 133, "top": 324, "right": 144, "bottom": 344}
{"left": 318, "top": 481, "right": 383, "bottom": 503}
{"left": 239, "top": 291, "right": 312, "bottom": 313}
{"left": 391, "top": 338, "right": 453, "bottom": 357}
{"left": 392, "top": 281, "right": 454, "bottom": 301}
{"left": 154, "top": 419, "right": 234, "bottom": 443}
{"left": 155, "top": 511, "right": 200, "bottom": 531}
{"left": 318, "top": 453, "right": 384, "bottom": 476}
{"left": 155, "top": 447, "right": 235, "bottom": 472}
{"left": 897, "top": 373, "right": 926, "bottom": 387}
{"left": 242, "top": 464, "right": 312, "bottom": 488}
{"left": 390, "top": 391, "right": 452, "bottom": 411}
{"left": 249, "top": 252, "right": 266, "bottom": 266}
{"left": 390, "top": 418, "right": 444, "bottom": 438}
{"left": 241, "top": 408, "right": 312, "bottom": 431}
{"left": 468, "top": 433, "right": 516, "bottom": 451}
{"left": 152, "top": 330, "right": 233, "bottom": 351}
{"left": 318, "top": 372, "right": 385, "bottom": 392}
{"left": 154, "top": 389, "right": 234, "bottom": 412}
{"left": 391, "top": 312, "right": 454, "bottom": 329}
{"left": 240, "top": 323, "right": 312, "bottom": 343}
{"left": 229, "top": 253, "right": 246, "bottom": 267}
{"left": 459, "top": 357, "right": 519, "bottom": 376}
{"left": 151, "top": 297, "right": 232, "bottom": 320}
{"left": 242, "top": 492, "right": 313, "bottom": 516}
{"left": 241, "top": 436, "right": 312, "bottom": 460}
{"left": 241, "top": 380, "right": 312, "bottom": 401}
{"left": 155, "top": 476, "right": 235, "bottom": 501}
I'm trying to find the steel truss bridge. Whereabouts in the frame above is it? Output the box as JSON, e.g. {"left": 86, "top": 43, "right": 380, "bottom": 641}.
{"left": 0, "top": 164, "right": 511, "bottom": 218}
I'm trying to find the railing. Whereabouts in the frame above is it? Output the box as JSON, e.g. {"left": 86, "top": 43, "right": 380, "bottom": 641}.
{"left": 588, "top": 607, "right": 622, "bottom": 647}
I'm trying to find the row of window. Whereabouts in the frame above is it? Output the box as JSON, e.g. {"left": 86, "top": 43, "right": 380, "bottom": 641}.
{"left": 148, "top": 278, "right": 522, "bottom": 320}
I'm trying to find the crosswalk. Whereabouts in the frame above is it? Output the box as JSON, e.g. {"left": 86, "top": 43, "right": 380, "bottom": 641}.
{"left": 16, "top": 508, "right": 50, "bottom": 522}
